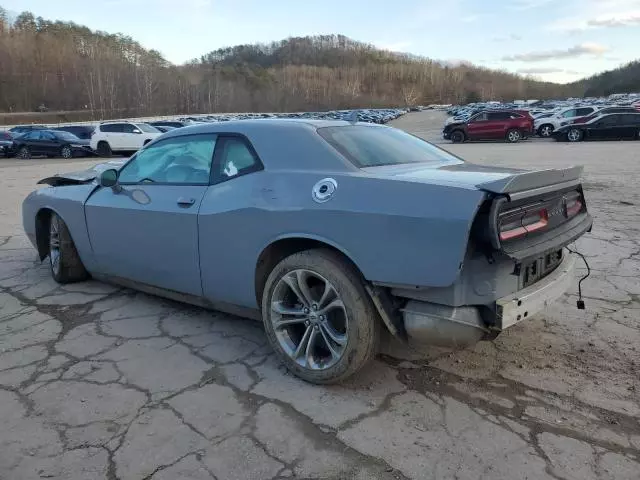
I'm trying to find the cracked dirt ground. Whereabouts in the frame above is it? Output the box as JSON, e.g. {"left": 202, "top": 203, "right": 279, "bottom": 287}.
{"left": 1, "top": 111, "right": 639, "bottom": 479}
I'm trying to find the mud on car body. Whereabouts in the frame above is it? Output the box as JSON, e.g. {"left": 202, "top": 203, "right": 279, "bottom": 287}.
{"left": 22, "top": 120, "right": 592, "bottom": 384}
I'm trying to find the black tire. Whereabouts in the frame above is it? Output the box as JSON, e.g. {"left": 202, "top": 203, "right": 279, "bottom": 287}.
{"left": 97, "top": 141, "right": 112, "bottom": 157}
{"left": 506, "top": 129, "right": 521, "bottom": 143}
{"left": 261, "top": 249, "right": 380, "bottom": 384}
{"left": 538, "top": 124, "right": 554, "bottom": 137}
{"left": 48, "top": 212, "right": 89, "bottom": 284}
{"left": 61, "top": 145, "right": 73, "bottom": 159}
{"left": 18, "top": 146, "right": 31, "bottom": 159}
{"left": 450, "top": 130, "right": 465, "bottom": 143}
{"left": 567, "top": 128, "right": 583, "bottom": 142}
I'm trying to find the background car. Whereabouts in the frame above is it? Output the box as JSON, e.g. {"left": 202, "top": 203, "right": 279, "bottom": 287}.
{"left": 54, "top": 125, "right": 96, "bottom": 140}
{"left": 146, "top": 124, "right": 176, "bottom": 133}
{"left": 0, "top": 131, "right": 14, "bottom": 157}
{"left": 552, "top": 113, "right": 640, "bottom": 142}
{"left": 443, "top": 110, "right": 533, "bottom": 143}
{"left": 566, "top": 106, "right": 640, "bottom": 125}
{"left": 9, "top": 125, "right": 46, "bottom": 135}
{"left": 10, "top": 129, "right": 92, "bottom": 159}
{"left": 90, "top": 121, "right": 162, "bottom": 156}
{"left": 533, "top": 106, "right": 599, "bottom": 137}
{"left": 148, "top": 121, "right": 187, "bottom": 129}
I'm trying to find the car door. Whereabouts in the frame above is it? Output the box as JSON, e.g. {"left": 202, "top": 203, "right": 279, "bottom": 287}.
{"left": 39, "top": 131, "right": 61, "bottom": 156}
{"left": 19, "top": 131, "right": 41, "bottom": 153}
{"left": 102, "top": 123, "right": 126, "bottom": 150}
{"left": 486, "top": 112, "right": 511, "bottom": 138}
{"left": 121, "top": 123, "right": 141, "bottom": 150}
{"left": 586, "top": 115, "right": 617, "bottom": 140}
{"left": 618, "top": 114, "right": 640, "bottom": 138}
{"left": 466, "top": 113, "right": 489, "bottom": 139}
{"left": 84, "top": 132, "right": 217, "bottom": 296}
{"left": 198, "top": 135, "right": 265, "bottom": 307}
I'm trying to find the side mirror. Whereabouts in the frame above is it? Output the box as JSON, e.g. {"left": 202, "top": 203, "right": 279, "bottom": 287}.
{"left": 99, "top": 169, "right": 119, "bottom": 189}
{"left": 132, "top": 129, "right": 141, "bottom": 134}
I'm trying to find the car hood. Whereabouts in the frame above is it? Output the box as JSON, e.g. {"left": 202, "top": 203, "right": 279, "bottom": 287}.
{"left": 361, "top": 162, "right": 583, "bottom": 195}
{"left": 37, "top": 159, "right": 127, "bottom": 186}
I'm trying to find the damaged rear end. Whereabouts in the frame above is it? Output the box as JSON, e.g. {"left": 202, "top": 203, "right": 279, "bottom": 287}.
{"left": 392, "top": 166, "right": 592, "bottom": 348}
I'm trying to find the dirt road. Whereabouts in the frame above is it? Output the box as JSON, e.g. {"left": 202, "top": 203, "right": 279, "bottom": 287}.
{"left": 1, "top": 112, "right": 638, "bottom": 479}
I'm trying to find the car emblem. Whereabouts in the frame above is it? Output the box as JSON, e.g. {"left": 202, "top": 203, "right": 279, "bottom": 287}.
{"left": 312, "top": 178, "right": 338, "bottom": 203}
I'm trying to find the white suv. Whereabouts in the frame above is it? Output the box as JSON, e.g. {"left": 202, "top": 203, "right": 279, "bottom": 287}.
{"left": 534, "top": 107, "right": 599, "bottom": 137}
{"left": 90, "top": 122, "right": 162, "bottom": 156}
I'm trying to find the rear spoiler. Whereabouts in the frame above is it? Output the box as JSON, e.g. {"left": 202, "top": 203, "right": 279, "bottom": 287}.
{"left": 476, "top": 166, "right": 583, "bottom": 200}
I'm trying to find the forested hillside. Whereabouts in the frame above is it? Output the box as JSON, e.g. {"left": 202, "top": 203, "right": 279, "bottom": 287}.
{"left": 0, "top": 7, "right": 574, "bottom": 120}
{"left": 572, "top": 61, "right": 640, "bottom": 97}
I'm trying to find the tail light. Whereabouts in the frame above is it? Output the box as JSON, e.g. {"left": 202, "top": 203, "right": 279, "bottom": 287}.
{"left": 565, "top": 191, "right": 583, "bottom": 217}
{"left": 499, "top": 207, "right": 548, "bottom": 241}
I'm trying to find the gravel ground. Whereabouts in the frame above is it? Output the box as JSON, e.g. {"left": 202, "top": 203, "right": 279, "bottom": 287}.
{"left": 0, "top": 111, "right": 638, "bottom": 479}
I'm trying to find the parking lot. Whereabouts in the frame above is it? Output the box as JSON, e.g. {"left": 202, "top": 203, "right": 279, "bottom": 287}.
{"left": 1, "top": 111, "right": 639, "bottom": 479}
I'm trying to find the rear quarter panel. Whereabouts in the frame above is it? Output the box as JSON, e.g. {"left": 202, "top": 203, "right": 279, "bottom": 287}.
{"left": 198, "top": 170, "right": 486, "bottom": 309}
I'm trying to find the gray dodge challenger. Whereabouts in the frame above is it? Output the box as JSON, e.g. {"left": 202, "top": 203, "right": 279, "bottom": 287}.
{"left": 22, "top": 119, "right": 593, "bottom": 384}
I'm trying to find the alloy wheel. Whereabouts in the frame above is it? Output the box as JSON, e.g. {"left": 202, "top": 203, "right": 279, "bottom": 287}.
{"left": 540, "top": 125, "right": 553, "bottom": 137}
{"left": 19, "top": 147, "right": 30, "bottom": 159}
{"left": 508, "top": 130, "right": 521, "bottom": 142}
{"left": 61, "top": 146, "right": 72, "bottom": 159}
{"left": 49, "top": 215, "right": 61, "bottom": 276}
{"left": 270, "top": 269, "right": 348, "bottom": 370}
{"left": 568, "top": 129, "right": 581, "bottom": 142}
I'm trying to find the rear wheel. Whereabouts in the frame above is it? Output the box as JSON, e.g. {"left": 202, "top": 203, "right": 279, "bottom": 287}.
{"left": 450, "top": 130, "right": 465, "bottom": 143}
{"left": 61, "top": 145, "right": 73, "bottom": 159}
{"left": 538, "top": 124, "right": 554, "bottom": 137}
{"left": 506, "top": 129, "right": 521, "bottom": 143}
{"left": 48, "top": 212, "right": 89, "bottom": 284}
{"left": 97, "top": 141, "right": 112, "bottom": 157}
{"left": 261, "top": 249, "right": 380, "bottom": 384}
{"left": 18, "top": 146, "right": 31, "bottom": 159}
{"left": 567, "top": 128, "right": 583, "bottom": 142}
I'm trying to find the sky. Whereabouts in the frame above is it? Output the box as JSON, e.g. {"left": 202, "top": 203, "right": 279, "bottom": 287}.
{"left": 3, "top": 0, "right": 640, "bottom": 83}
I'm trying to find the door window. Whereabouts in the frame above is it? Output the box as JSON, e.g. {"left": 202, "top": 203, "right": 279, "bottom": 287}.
{"left": 471, "top": 113, "right": 488, "bottom": 122}
{"left": 41, "top": 131, "right": 57, "bottom": 141}
{"left": 23, "top": 131, "right": 41, "bottom": 140}
{"left": 488, "top": 112, "right": 511, "bottom": 121}
{"left": 561, "top": 109, "right": 577, "bottom": 118}
{"left": 121, "top": 123, "right": 139, "bottom": 134}
{"left": 212, "top": 136, "right": 262, "bottom": 183}
{"left": 100, "top": 124, "right": 124, "bottom": 133}
{"left": 576, "top": 108, "right": 594, "bottom": 116}
{"left": 117, "top": 133, "right": 217, "bottom": 185}
{"left": 599, "top": 115, "right": 620, "bottom": 126}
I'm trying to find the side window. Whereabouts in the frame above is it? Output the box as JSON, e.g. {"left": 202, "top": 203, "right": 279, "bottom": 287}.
{"left": 23, "top": 131, "right": 39, "bottom": 140}
{"left": 471, "top": 113, "right": 488, "bottom": 122}
{"left": 599, "top": 115, "right": 619, "bottom": 126}
{"left": 510, "top": 113, "right": 524, "bottom": 119}
{"left": 121, "top": 123, "right": 137, "bottom": 134}
{"left": 100, "top": 124, "right": 123, "bottom": 133}
{"left": 488, "top": 112, "right": 508, "bottom": 121}
{"left": 576, "top": 108, "right": 593, "bottom": 116}
{"left": 213, "top": 136, "right": 262, "bottom": 183}
{"left": 561, "top": 109, "right": 576, "bottom": 118}
{"left": 42, "top": 132, "right": 56, "bottom": 140}
{"left": 117, "top": 134, "right": 217, "bottom": 185}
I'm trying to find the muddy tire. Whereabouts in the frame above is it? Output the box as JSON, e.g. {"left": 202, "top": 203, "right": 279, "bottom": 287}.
{"left": 48, "top": 212, "right": 89, "bottom": 284}
{"left": 97, "top": 141, "right": 112, "bottom": 157}
{"left": 450, "top": 130, "right": 465, "bottom": 143}
{"left": 261, "top": 249, "right": 380, "bottom": 384}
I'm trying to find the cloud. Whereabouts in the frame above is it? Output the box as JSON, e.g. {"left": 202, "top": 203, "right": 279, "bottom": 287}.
{"left": 517, "top": 67, "right": 582, "bottom": 75}
{"left": 587, "top": 12, "right": 640, "bottom": 27}
{"left": 502, "top": 43, "right": 608, "bottom": 62}
{"left": 493, "top": 33, "right": 523, "bottom": 42}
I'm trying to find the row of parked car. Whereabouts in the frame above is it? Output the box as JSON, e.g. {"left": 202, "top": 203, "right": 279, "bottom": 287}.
{"left": 443, "top": 98, "right": 640, "bottom": 143}
{"left": 0, "top": 108, "right": 408, "bottom": 159}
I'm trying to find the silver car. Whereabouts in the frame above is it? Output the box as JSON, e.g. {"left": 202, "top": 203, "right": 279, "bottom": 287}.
{"left": 23, "top": 120, "right": 593, "bottom": 384}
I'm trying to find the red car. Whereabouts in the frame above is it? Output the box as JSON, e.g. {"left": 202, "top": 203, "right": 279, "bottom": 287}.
{"left": 443, "top": 110, "right": 534, "bottom": 143}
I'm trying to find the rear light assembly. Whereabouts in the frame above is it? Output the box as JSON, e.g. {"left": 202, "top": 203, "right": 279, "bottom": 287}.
{"left": 499, "top": 208, "right": 548, "bottom": 241}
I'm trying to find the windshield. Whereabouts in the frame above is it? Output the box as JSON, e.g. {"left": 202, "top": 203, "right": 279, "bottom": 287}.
{"left": 136, "top": 123, "right": 160, "bottom": 133}
{"left": 54, "top": 131, "right": 80, "bottom": 141}
{"left": 318, "top": 125, "right": 459, "bottom": 168}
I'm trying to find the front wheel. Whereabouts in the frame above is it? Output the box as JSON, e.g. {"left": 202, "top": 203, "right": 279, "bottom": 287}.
{"left": 18, "top": 146, "right": 31, "bottom": 159}
{"left": 506, "top": 129, "right": 521, "bottom": 143}
{"left": 567, "top": 128, "right": 583, "bottom": 142}
{"left": 48, "top": 212, "right": 89, "bottom": 284}
{"left": 261, "top": 249, "right": 380, "bottom": 384}
{"left": 450, "top": 131, "right": 465, "bottom": 143}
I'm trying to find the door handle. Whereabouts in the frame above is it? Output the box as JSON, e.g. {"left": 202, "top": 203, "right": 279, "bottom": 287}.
{"left": 177, "top": 197, "right": 196, "bottom": 207}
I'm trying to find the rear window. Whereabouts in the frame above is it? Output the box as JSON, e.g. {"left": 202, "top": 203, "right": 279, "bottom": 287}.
{"left": 318, "top": 126, "right": 459, "bottom": 168}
